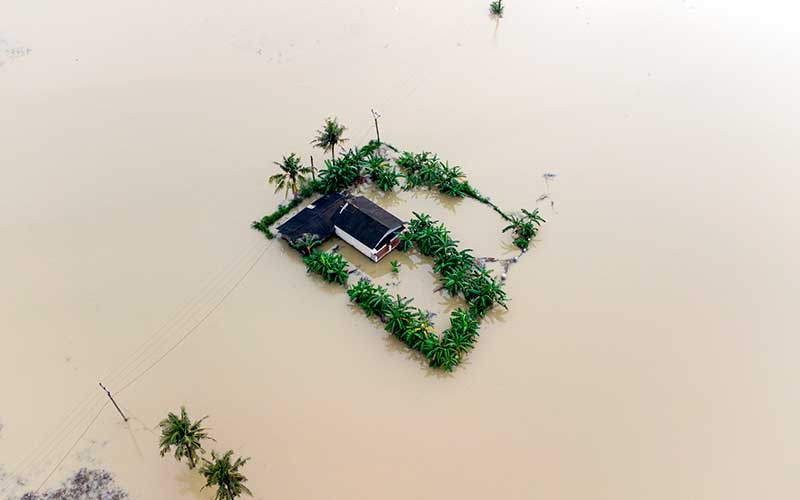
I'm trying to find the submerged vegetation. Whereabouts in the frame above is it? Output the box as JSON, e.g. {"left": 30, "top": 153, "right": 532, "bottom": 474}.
{"left": 311, "top": 117, "right": 348, "bottom": 161}
{"left": 291, "top": 234, "right": 322, "bottom": 256}
{"left": 18, "top": 469, "right": 128, "bottom": 500}
{"left": 490, "top": 0, "right": 504, "bottom": 18}
{"left": 395, "top": 151, "right": 478, "bottom": 198}
{"left": 347, "top": 279, "right": 482, "bottom": 371}
{"left": 404, "top": 212, "right": 508, "bottom": 317}
{"left": 158, "top": 408, "right": 252, "bottom": 499}
{"left": 303, "top": 249, "right": 350, "bottom": 286}
{"left": 252, "top": 118, "right": 547, "bottom": 371}
{"left": 200, "top": 450, "right": 252, "bottom": 500}
{"left": 502, "top": 208, "right": 545, "bottom": 251}
{"left": 158, "top": 407, "right": 211, "bottom": 470}
{"left": 268, "top": 153, "right": 311, "bottom": 199}
{"left": 364, "top": 153, "right": 400, "bottom": 192}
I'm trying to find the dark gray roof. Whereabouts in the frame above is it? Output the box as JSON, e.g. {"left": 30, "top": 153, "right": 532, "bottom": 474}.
{"left": 276, "top": 193, "right": 346, "bottom": 243}
{"left": 333, "top": 197, "right": 404, "bottom": 249}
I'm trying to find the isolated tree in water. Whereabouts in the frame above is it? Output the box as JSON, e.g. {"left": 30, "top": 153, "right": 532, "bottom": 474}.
{"left": 158, "top": 406, "right": 212, "bottom": 469}
{"left": 490, "top": 0, "right": 504, "bottom": 18}
{"left": 200, "top": 450, "right": 252, "bottom": 500}
{"left": 269, "top": 153, "right": 311, "bottom": 198}
{"left": 311, "top": 117, "right": 348, "bottom": 161}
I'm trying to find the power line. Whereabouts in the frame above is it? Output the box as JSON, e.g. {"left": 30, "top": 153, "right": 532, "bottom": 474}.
{"left": 33, "top": 401, "right": 109, "bottom": 494}
{"left": 4, "top": 240, "right": 271, "bottom": 493}
{"left": 116, "top": 241, "right": 269, "bottom": 395}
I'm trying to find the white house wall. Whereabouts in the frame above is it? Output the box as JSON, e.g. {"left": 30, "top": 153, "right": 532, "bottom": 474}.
{"left": 335, "top": 226, "right": 377, "bottom": 262}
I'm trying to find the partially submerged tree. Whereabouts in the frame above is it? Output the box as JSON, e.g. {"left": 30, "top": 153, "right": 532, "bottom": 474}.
{"left": 269, "top": 153, "right": 311, "bottom": 199}
{"left": 200, "top": 450, "right": 252, "bottom": 500}
{"left": 312, "top": 117, "right": 348, "bottom": 161}
{"left": 291, "top": 233, "right": 322, "bottom": 255}
{"left": 490, "top": 0, "right": 504, "bottom": 18}
{"left": 158, "top": 407, "right": 212, "bottom": 469}
{"left": 502, "top": 208, "right": 545, "bottom": 250}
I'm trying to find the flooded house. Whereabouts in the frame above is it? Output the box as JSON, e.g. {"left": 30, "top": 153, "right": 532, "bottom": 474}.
{"left": 277, "top": 193, "right": 405, "bottom": 262}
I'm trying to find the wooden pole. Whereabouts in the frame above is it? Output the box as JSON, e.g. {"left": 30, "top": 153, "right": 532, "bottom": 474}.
{"left": 371, "top": 108, "right": 381, "bottom": 143}
{"left": 310, "top": 155, "right": 316, "bottom": 181}
{"left": 99, "top": 382, "right": 128, "bottom": 422}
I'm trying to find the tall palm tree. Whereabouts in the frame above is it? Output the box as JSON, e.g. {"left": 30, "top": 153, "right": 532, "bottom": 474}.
{"left": 490, "top": 0, "right": 504, "bottom": 18}
{"left": 158, "top": 407, "right": 212, "bottom": 469}
{"left": 269, "top": 153, "right": 310, "bottom": 199}
{"left": 200, "top": 450, "right": 252, "bottom": 500}
{"left": 311, "top": 117, "right": 348, "bottom": 161}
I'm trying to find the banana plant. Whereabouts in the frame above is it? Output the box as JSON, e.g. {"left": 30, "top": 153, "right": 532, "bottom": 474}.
{"left": 291, "top": 234, "right": 322, "bottom": 256}
{"left": 422, "top": 337, "right": 459, "bottom": 371}
{"left": 502, "top": 208, "right": 545, "bottom": 250}
{"left": 397, "top": 231, "right": 415, "bottom": 252}
{"left": 303, "top": 250, "right": 349, "bottom": 286}
{"left": 384, "top": 295, "right": 414, "bottom": 336}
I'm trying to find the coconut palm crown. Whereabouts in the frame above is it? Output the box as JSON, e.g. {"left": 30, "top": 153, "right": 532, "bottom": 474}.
{"left": 158, "top": 406, "right": 212, "bottom": 469}
{"left": 311, "top": 117, "right": 348, "bottom": 160}
{"left": 269, "top": 153, "right": 311, "bottom": 199}
{"left": 490, "top": 0, "right": 504, "bottom": 17}
{"left": 200, "top": 450, "right": 253, "bottom": 500}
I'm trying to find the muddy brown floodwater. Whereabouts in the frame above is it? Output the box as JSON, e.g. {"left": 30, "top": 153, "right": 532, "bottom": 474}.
{"left": 2, "top": 0, "right": 799, "bottom": 499}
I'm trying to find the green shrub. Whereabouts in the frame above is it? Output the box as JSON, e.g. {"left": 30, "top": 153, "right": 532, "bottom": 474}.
{"left": 291, "top": 234, "right": 322, "bottom": 255}
{"left": 404, "top": 212, "right": 508, "bottom": 315}
{"left": 316, "top": 149, "right": 365, "bottom": 193}
{"left": 502, "top": 208, "right": 545, "bottom": 251}
{"left": 303, "top": 250, "right": 350, "bottom": 286}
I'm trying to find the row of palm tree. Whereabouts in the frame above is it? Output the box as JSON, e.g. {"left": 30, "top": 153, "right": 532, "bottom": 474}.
{"left": 347, "top": 278, "right": 481, "bottom": 371}
{"left": 303, "top": 249, "right": 350, "bottom": 286}
{"left": 502, "top": 208, "right": 545, "bottom": 251}
{"left": 255, "top": 137, "right": 384, "bottom": 240}
{"left": 268, "top": 117, "right": 347, "bottom": 198}
{"left": 401, "top": 212, "right": 508, "bottom": 317}
{"left": 158, "top": 407, "right": 252, "bottom": 499}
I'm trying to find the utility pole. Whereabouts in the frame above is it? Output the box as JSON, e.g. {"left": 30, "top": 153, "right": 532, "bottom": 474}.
{"left": 371, "top": 108, "right": 381, "bottom": 143}
{"left": 99, "top": 382, "right": 128, "bottom": 422}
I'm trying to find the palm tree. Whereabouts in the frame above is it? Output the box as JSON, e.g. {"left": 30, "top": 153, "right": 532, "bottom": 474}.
{"left": 490, "top": 0, "right": 504, "bottom": 18}
{"left": 200, "top": 450, "right": 252, "bottom": 500}
{"left": 269, "top": 153, "right": 310, "bottom": 199}
{"left": 311, "top": 117, "right": 348, "bottom": 161}
{"left": 158, "top": 407, "right": 212, "bottom": 469}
